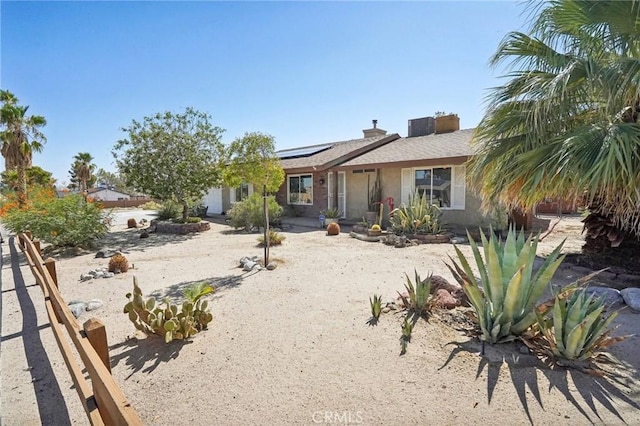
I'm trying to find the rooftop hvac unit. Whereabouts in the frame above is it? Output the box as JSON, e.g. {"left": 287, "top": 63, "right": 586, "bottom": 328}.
{"left": 408, "top": 117, "right": 436, "bottom": 137}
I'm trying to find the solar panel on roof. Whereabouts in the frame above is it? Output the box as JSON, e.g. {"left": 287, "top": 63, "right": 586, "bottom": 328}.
{"left": 277, "top": 144, "right": 332, "bottom": 159}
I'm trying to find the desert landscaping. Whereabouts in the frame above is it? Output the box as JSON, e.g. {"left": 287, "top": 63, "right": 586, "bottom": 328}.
{"left": 1, "top": 211, "right": 639, "bottom": 425}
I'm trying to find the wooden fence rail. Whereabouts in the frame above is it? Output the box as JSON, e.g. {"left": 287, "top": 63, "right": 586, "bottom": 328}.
{"left": 18, "top": 232, "right": 142, "bottom": 426}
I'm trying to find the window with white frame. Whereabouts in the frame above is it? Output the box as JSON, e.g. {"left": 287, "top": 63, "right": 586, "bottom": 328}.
{"left": 401, "top": 165, "right": 465, "bottom": 210}
{"left": 288, "top": 174, "right": 313, "bottom": 205}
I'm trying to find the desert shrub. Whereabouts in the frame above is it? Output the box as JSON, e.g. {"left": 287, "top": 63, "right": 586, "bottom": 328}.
{"left": 157, "top": 201, "right": 180, "bottom": 220}
{"left": 140, "top": 200, "right": 162, "bottom": 210}
{"left": 389, "top": 192, "right": 444, "bottom": 235}
{"left": 108, "top": 254, "right": 129, "bottom": 273}
{"left": 124, "top": 277, "right": 213, "bottom": 343}
{"left": 1, "top": 189, "right": 110, "bottom": 248}
{"left": 257, "top": 229, "right": 285, "bottom": 246}
{"left": 228, "top": 193, "right": 283, "bottom": 230}
{"left": 447, "top": 227, "right": 565, "bottom": 344}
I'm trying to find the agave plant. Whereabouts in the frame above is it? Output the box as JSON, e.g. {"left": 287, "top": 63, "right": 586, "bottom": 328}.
{"left": 398, "top": 270, "right": 434, "bottom": 316}
{"left": 400, "top": 315, "right": 414, "bottom": 355}
{"left": 447, "top": 227, "right": 565, "bottom": 344}
{"left": 369, "top": 294, "right": 383, "bottom": 320}
{"left": 528, "top": 288, "right": 628, "bottom": 372}
{"left": 390, "top": 192, "right": 444, "bottom": 235}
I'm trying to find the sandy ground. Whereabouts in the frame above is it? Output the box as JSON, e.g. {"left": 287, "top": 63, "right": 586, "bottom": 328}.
{"left": 1, "top": 212, "right": 639, "bottom": 425}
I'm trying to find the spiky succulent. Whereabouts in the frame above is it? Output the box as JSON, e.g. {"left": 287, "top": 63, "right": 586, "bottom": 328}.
{"left": 398, "top": 270, "right": 434, "bottom": 316}
{"left": 527, "top": 288, "right": 628, "bottom": 373}
{"left": 447, "top": 227, "right": 565, "bottom": 343}
{"left": 369, "top": 294, "right": 383, "bottom": 320}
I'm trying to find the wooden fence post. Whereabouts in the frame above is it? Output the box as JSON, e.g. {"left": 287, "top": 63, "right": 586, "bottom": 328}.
{"left": 33, "top": 240, "right": 41, "bottom": 255}
{"left": 83, "top": 318, "right": 111, "bottom": 373}
{"left": 44, "top": 258, "right": 62, "bottom": 323}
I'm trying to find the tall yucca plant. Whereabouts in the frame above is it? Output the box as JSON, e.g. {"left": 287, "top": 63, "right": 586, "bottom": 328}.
{"left": 447, "top": 227, "right": 565, "bottom": 343}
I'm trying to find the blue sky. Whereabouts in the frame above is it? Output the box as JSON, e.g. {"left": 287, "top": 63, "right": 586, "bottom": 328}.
{"left": 1, "top": 1, "right": 528, "bottom": 185}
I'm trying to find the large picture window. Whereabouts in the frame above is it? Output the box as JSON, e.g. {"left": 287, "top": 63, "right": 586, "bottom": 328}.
{"left": 288, "top": 174, "right": 313, "bottom": 205}
{"left": 415, "top": 167, "right": 452, "bottom": 208}
{"left": 401, "top": 165, "right": 465, "bottom": 210}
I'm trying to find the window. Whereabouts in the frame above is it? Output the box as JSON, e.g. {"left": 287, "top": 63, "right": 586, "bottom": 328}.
{"left": 230, "top": 183, "right": 252, "bottom": 203}
{"left": 288, "top": 174, "right": 313, "bottom": 205}
{"left": 235, "top": 183, "right": 250, "bottom": 202}
{"left": 401, "top": 165, "right": 465, "bottom": 210}
{"left": 414, "top": 167, "right": 452, "bottom": 207}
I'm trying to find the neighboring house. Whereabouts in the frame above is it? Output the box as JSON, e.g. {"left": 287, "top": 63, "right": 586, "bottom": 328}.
{"left": 88, "top": 187, "right": 132, "bottom": 201}
{"left": 273, "top": 116, "right": 495, "bottom": 232}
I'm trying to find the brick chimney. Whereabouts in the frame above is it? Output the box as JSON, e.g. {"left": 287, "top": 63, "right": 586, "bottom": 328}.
{"left": 435, "top": 114, "right": 460, "bottom": 134}
{"left": 363, "top": 119, "right": 387, "bottom": 138}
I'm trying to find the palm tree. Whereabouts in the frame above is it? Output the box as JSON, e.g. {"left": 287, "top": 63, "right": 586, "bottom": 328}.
{"left": 70, "top": 152, "right": 96, "bottom": 196}
{"left": 0, "top": 90, "right": 46, "bottom": 204}
{"left": 468, "top": 0, "right": 640, "bottom": 250}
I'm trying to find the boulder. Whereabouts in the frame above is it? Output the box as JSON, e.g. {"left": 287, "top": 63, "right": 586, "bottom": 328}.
{"left": 68, "top": 302, "right": 87, "bottom": 318}
{"left": 433, "top": 289, "right": 459, "bottom": 309}
{"left": 86, "top": 299, "right": 104, "bottom": 311}
{"left": 621, "top": 288, "right": 640, "bottom": 312}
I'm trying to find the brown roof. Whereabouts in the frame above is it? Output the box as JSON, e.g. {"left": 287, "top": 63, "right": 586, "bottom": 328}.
{"left": 278, "top": 134, "right": 400, "bottom": 172}
{"left": 340, "top": 128, "right": 475, "bottom": 168}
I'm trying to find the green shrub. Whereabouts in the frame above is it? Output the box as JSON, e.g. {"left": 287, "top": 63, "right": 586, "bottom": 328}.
{"left": 157, "top": 201, "right": 180, "bottom": 220}
{"left": 447, "top": 227, "right": 565, "bottom": 344}
{"left": 257, "top": 229, "right": 285, "bottom": 246}
{"left": 228, "top": 193, "right": 283, "bottom": 230}
{"left": 389, "top": 192, "right": 444, "bottom": 235}
{"left": 140, "top": 200, "right": 162, "bottom": 210}
{"left": 2, "top": 192, "right": 110, "bottom": 248}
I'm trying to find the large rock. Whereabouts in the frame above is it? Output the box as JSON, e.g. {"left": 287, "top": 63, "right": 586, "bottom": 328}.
{"left": 433, "top": 289, "right": 459, "bottom": 309}
{"left": 584, "top": 286, "right": 624, "bottom": 309}
{"left": 621, "top": 288, "right": 640, "bottom": 312}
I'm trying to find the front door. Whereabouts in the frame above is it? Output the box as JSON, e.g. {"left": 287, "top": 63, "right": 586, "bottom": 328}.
{"left": 328, "top": 172, "right": 346, "bottom": 218}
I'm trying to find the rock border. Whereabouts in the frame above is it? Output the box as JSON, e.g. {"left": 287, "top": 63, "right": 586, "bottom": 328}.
{"left": 150, "top": 219, "right": 211, "bottom": 234}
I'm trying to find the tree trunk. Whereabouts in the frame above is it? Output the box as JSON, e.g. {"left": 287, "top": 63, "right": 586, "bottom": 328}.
{"left": 17, "top": 163, "right": 27, "bottom": 207}
{"left": 263, "top": 184, "right": 269, "bottom": 266}
{"left": 181, "top": 201, "right": 189, "bottom": 221}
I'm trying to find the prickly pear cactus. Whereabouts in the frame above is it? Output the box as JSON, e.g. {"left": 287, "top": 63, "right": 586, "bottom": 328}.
{"left": 124, "top": 276, "right": 214, "bottom": 343}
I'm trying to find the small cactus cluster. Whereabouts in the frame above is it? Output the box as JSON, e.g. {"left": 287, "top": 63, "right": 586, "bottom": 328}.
{"left": 108, "top": 254, "right": 129, "bottom": 273}
{"left": 127, "top": 218, "right": 138, "bottom": 228}
{"left": 124, "top": 277, "right": 214, "bottom": 343}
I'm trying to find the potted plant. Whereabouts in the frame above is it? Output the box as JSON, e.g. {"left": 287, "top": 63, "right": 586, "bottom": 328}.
{"left": 321, "top": 207, "right": 342, "bottom": 226}
{"left": 368, "top": 223, "right": 382, "bottom": 237}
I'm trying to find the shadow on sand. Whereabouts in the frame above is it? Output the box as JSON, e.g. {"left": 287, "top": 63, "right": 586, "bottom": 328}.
{"left": 440, "top": 338, "right": 640, "bottom": 425}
